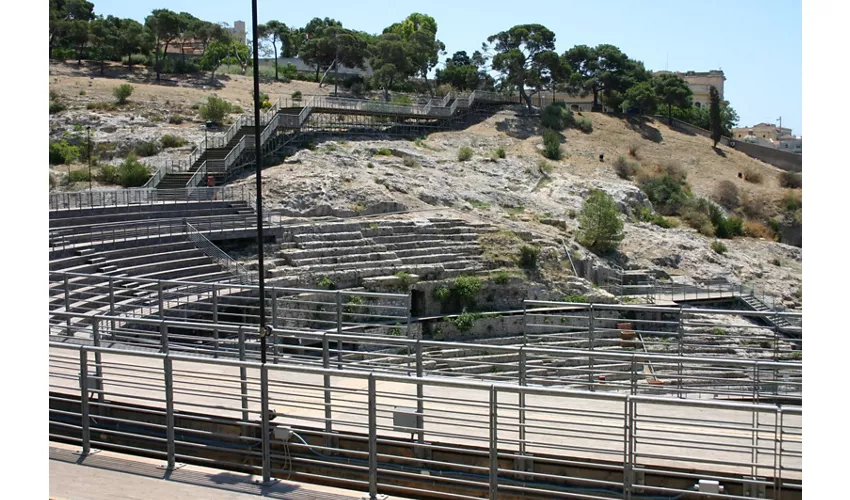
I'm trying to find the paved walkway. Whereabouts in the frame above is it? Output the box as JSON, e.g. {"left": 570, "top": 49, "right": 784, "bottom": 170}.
{"left": 49, "top": 443, "right": 374, "bottom": 500}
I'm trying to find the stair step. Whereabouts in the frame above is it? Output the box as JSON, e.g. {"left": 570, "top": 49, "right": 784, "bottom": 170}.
{"left": 99, "top": 265, "right": 118, "bottom": 273}
{"left": 76, "top": 248, "right": 95, "bottom": 256}
{"left": 87, "top": 256, "right": 106, "bottom": 264}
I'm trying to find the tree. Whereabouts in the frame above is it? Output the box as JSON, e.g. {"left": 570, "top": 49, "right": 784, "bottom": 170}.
{"left": 50, "top": 0, "right": 95, "bottom": 56}
{"left": 623, "top": 81, "right": 658, "bottom": 115}
{"left": 370, "top": 33, "right": 415, "bottom": 101}
{"left": 709, "top": 86, "right": 722, "bottom": 147}
{"left": 89, "top": 16, "right": 119, "bottom": 74}
{"left": 564, "top": 44, "right": 639, "bottom": 111}
{"left": 435, "top": 50, "right": 495, "bottom": 91}
{"left": 66, "top": 19, "right": 90, "bottom": 64}
{"left": 384, "top": 13, "right": 445, "bottom": 97}
{"left": 486, "top": 24, "right": 559, "bottom": 109}
{"left": 299, "top": 17, "right": 343, "bottom": 81}
{"left": 114, "top": 18, "right": 153, "bottom": 68}
{"left": 654, "top": 73, "right": 692, "bottom": 125}
{"left": 145, "top": 9, "right": 182, "bottom": 81}
{"left": 259, "top": 20, "right": 289, "bottom": 80}
{"left": 190, "top": 20, "right": 229, "bottom": 54}
{"left": 577, "top": 190, "right": 624, "bottom": 253}
{"left": 176, "top": 12, "right": 198, "bottom": 62}
{"left": 200, "top": 39, "right": 248, "bottom": 82}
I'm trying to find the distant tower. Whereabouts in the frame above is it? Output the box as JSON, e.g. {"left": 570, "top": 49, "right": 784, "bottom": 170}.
{"left": 232, "top": 21, "right": 247, "bottom": 45}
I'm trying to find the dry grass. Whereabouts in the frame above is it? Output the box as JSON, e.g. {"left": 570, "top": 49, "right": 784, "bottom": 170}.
{"left": 779, "top": 171, "right": 802, "bottom": 189}
{"left": 743, "top": 168, "right": 763, "bottom": 184}
{"left": 743, "top": 220, "right": 775, "bottom": 240}
{"left": 739, "top": 190, "right": 768, "bottom": 219}
{"left": 712, "top": 180, "right": 740, "bottom": 210}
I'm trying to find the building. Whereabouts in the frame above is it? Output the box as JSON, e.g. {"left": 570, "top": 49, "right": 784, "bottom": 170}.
{"left": 733, "top": 123, "right": 802, "bottom": 154}
{"left": 653, "top": 70, "right": 727, "bottom": 109}
{"left": 165, "top": 20, "right": 246, "bottom": 56}
{"left": 227, "top": 21, "right": 246, "bottom": 46}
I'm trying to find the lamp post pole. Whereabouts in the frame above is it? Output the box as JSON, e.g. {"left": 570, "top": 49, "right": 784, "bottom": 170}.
{"left": 251, "top": 0, "right": 267, "bottom": 366}
{"left": 87, "top": 126, "right": 92, "bottom": 192}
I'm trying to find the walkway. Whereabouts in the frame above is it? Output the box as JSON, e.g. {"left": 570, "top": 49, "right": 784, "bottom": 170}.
{"left": 49, "top": 443, "right": 375, "bottom": 500}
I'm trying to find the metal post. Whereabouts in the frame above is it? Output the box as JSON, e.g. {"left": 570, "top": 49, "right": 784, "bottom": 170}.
{"left": 522, "top": 302, "right": 528, "bottom": 345}
{"left": 336, "top": 292, "right": 342, "bottom": 335}
{"left": 108, "top": 276, "right": 115, "bottom": 334}
{"left": 251, "top": 0, "right": 268, "bottom": 367}
{"left": 212, "top": 286, "right": 219, "bottom": 358}
{"left": 164, "top": 357, "right": 175, "bottom": 469}
{"left": 261, "top": 364, "right": 271, "bottom": 484}
{"left": 64, "top": 274, "right": 71, "bottom": 336}
{"left": 337, "top": 338, "right": 343, "bottom": 370}
{"left": 92, "top": 320, "right": 103, "bottom": 405}
{"left": 677, "top": 307, "right": 684, "bottom": 398}
{"left": 406, "top": 292, "right": 412, "bottom": 339}
{"left": 238, "top": 326, "right": 249, "bottom": 425}
{"left": 488, "top": 385, "right": 498, "bottom": 499}
{"left": 588, "top": 305, "right": 595, "bottom": 391}
{"left": 157, "top": 280, "right": 164, "bottom": 320}
{"left": 774, "top": 408, "right": 783, "bottom": 499}
{"left": 624, "top": 397, "right": 634, "bottom": 500}
{"left": 368, "top": 374, "right": 378, "bottom": 499}
{"left": 80, "top": 349, "right": 91, "bottom": 454}
{"left": 322, "top": 334, "right": 333, "bottom": 448}
{"left": 519, "top": 348, "right": 526, "bottom": 458}
{"left": 415, "top": 340, "right": 424, "bottom": 447}
{"left": 159, "top": 322, "right": 168, "bottom": 353}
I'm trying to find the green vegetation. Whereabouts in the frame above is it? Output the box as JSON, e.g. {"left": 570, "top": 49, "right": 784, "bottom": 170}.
{"left": 577, "top": 189, "right": 624, "bottom": 253}
{"left": 613, "top": 156, "right": 638, "bottom": 180}
{"left": 710, "top": 241, "right": 728, "bottom": 255}
{"left": 199, "top": 96, "right": 233, "bottom": 124}
{"left": 49, "top": 140, "right": 80, "bottom": 165}
{"left": 575, "top": 116, "right": 593, "bottom": 133}
{"left": 433, "top": 285, "right": 451, "bottom": 302}
{"left": 49, "top": 101, "right": 67, "bottom": 114}
{"left": 493, "top": 271, "right": 511, "bottom": 284}
{"left": 113, "top": 84, "right": 134, "bottom": 104}
{"left": 493, "top": 147, "right": 506, "bottom": 159}
{"left": 291, "top": 90, "right": 302, "bottom": 100}
{"left": 468, "top": 199, "right": 491, "bottom": 209}
{"left": 540, "top": 102, "right": 575, "bottom": 131}
{"left": 519, "top": 245, "right": 540, "bottom": 269}
{"left": 68, "top": 169, "right": 91, "bottom": 183}
{"left": 343, "top": 295, "right": 363, "bottom": 314}
{"left": 457, "top": 146, "right": 474, "bottom": 161}
{"left": 451, "top": 276, "right": 482, "bottom": 306}
{"left": 374, "top": 148, "right": 393, "bottom": 156}
{"left": 542, "top": 129, "right": 562, "bottom": 160}
{"left": 317, "top": 276, "right": 336, "bottom": 290}
{"left": 563, "top": 294, "right": 589, "bottom": 303}
{"left": 779, "top": 172, "right": 802, "bottom": 189}
{"left": 394, "top": 271, "right": 413, "bottom": 288}
{"left": 710, "top": 327, "right": 727, "bottom": 336}
{"left": 451, "top": 309, "right": 478, "bottom": 333}
{"left": 116, "top": 154, "right": 150, "bottom": 187}
{"left": 636, "top": 207, "right": 673, "bottom": 228}
{"left": 160, "top": 134, "right": 187, "bottom": 149}
{"left": 134, "top": 140, "right": 159, "bottom": 157}
{"left": 537, "top": 160, "right": 554, "bottom": 176}
{"left": 709, "top": 86, "right": 722, "bottom": 146}
{"left": 96, "top": 163, "right": 119, "bottom": 184}
{"left": 168, "top": 115, "right": 184, "bottom": 124}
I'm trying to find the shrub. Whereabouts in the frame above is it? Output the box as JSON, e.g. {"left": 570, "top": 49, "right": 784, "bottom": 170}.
{"left": 613, "top": 156, "right": 638, "bottom": 180}
{"left": 739, "top": 191, "right": 766, "bottom": 219}
{"left": 452, "top": 276, "right": 482, "bottom": 305}
{"left": 493, "top": 147, "right": 506, "bottom": 159}
{"left": 771, "top": 258, "right": 781, "bottom": 267}
{"left": 374, "top": 148, "right": 393, "bottom": 156}
{"left": 541, "top": 102, "right": 575, "bottom": 131}
{"left": 636, "top": 207, "right": 672, "bottom": 228}
{"left": 712, "top": 180, "right": 739, "bottom": 209}
{"left": 49, "top": 90, "right": 59, "bottom": 101}
{"left": 121, "top": 53, "right": 148, "bottom": 66}
{"left": 779, "top": 171, "right": 801, "bottom": 188}
{"left": 743, "top": 221, "right": 774, "bottom": 239}
{"left": 96, "top": 163, "right": 119, "bottom": 184}
{"left": 317, "top": 275, "right": 336, "bottom": 290}
{"left": 782, "top": 189, "right": 802, "bottom": 211}
{"left": 639, "top": 175, "right": 690, "bottom": 215}
{"left": 49, "top": 173, "right": 57, "bottom": 189}
{"left": 394, "top": 271, "right": 413, "bottom": 288}
{"left": 291, "top": 90, "right": 302, "bottom": 100}
{"left": 458, "top": 146, "right": 474, "bottom": 161}
{"left": 628, "top": 143, "right": 641, "bottom": 158}
{"left": 519, "top": 245, "right": 540, "bottom": 268}
{"left": 281, "top": 63, "right": 298, "bottom": 80}
{"left": 134, "top": 140, "right": 159, "bottom": 157}
{"left": 402, "top": 156, "right": 418, "bottom": 167}
{"left": 711, "top": 241, "right": 728, "bottom": 254}
{"left": 542, "top": 129, "right": 562, "bottom": 160}
{"left": 698, "top": 222, "right": 716, "bottom": 237}
{"left": 660, "top": 160, "right": 687, "bottom": 184}
{"left": 49, "top": 140, "right": 80, "bottom": 165}
{"left": 49, "top": 101, "right": 67, "bottom": 114}
{"left": 563, "top": 294, "right": 589, "bottom": 303}
{"left": 168, "top": 115, "right": 184, "bottom": 124}
{"left": 67, "top": 169, "right": 91, "bottom": 183}
{"left": 79, "top": 90, "right": 86, "bottom": 96}
{"left": 576, "top": 116, "right": 593, "bottom": 133}
{"left": 743, "top": 168, "right": 763, "bottom": 184}
{"left": 714, "top": 215, "right": 744, "bottom": 239}
{"left": 493, "top": 271, "right": 511, "bottom": 285}
{"left": 433, "top": 285, "right": 451, "bottom": 302}
{"left": 452, "top": 309, "right": 477, "bottom": 333}
{"left": 199, "top": 96, "right": 233, "bottom": 124}
{"left": 117, "top": 154, "right": 150, "bottom": 187}
{"left": 391, "top": 94, "right": 413, "bottom": 105}
{"left": 577, "top": 189, "right": 624, "bottom": 253}
{"left": 538, "top": 160, "right": 554, "bottom": 176}
{"left": 161, "top": 134, "right": 187, "bottom": 149}
{"left": 367, "top": 162, "right": 375, "bottom": 169}
{"left": 113, "top": 83, "right": 134, "bottom": 104}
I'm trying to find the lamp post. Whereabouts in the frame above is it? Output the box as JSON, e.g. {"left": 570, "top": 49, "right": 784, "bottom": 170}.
{"left": 87, "top": 126, "right": 92, "bottom": 204}
{"left": 251, "top": 0, "right": 267, "bottom": 366}
{"left": 334, "top": 31, "right": 339, "bottom": 97}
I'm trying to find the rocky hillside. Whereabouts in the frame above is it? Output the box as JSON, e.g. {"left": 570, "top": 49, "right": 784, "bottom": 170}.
{"left": 48, "top": 62, "right": 802, "bottom": 311}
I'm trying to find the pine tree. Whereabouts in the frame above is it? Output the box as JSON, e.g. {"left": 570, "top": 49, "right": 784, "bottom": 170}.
{"left": 709, "top": 86, "right": 722, "bottom": 147}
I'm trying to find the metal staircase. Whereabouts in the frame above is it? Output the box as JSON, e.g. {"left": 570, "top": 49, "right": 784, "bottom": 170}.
{"left": 145, "top": 91, "right": 517, "bottom": 190}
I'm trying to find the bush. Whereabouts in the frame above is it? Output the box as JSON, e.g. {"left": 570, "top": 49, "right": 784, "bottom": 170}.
{"left": 49, "top": 90, "right": 59, "bottom": 101}
{"left": 391, "top": 94, "right": 413, "bottom": 105}
{"left": 199, "top": 96, "right": 233, "bottom": 124}
{"left": 711, "top": 241, "right": 728, "bottom": 254}
{"left": 374, "top": 148, "right": 393, "bottom": 156}
{"left": 712, "top": 180, "right": 739, "bottom": 209}
{"left": 291, "top": 90, "right": 302, "bottom": 100}
{"left": 575, "top": 116, "right": 593, "bottom": 133}
{"left": 537, "top": 160, "right": 554, "bottom": 176}
{"left": 402, "top": 156, "right": 418, "bottom": 168}
{"left": 614, "top": 156, "right": 638, "bottom": 180}
{"left": 743, "top": 168, "right": 763, "bottom": 184}
{"left": 563, "top": 294, "right": 589, "bottom": 303}
{"left": 49, "top": 173, "right": 57, "bottom": 189}
{"left": 577, "top": 189, "right": 624, "bottom": 253}
{"left": 542, "top": 129, "right": 562, "bottom": 160}
{"left": 714, "top": 214, "right": 744, "bottom": 239}
{"left": 49, "top": 101, "right": 67, "bottom": 114}
{"left": 168, "top": 115, "right": 184, "bottom": 125}
{"left": 661, "top": 160, "right": 687, "bottom": 184}
{"left": 121, "top": 53, "right": 148, "bottom": 66}
{"left": 782, "top": 189, "right": 802, "bottom": 212}
{"left": 317, "top": 275, "right": 336, "bottom": 290}
{"left": 452, "top": 309, "right": 477, "bottom": 333}
{"left": 161, "top": 134, "right": 187, "bottom": 149}
{"left": 493, "top": 147, "right": 506, "bottom": 159}
{"left": 134, "top": 140, "right": 159, "bottom": 157}
{"left": 519, "top": 245, "right": 540, "bottom": 268}
{"left": 540, "top": 102, "right": 575, "bottom": 131}
{"left": 458, "top": 146, "right": 473, "bottom": 161}
{"left": 113, "top": 84, "right": 134, "bottom": 104}
{"left": 49, "top": 140, "right": 80, "bottom": 165}
{"left": 639, "top": 175, "right": 690, "bottom": 215}
{"left": 779, "top": 171, "right": 801, "bottom": 188}
{"left": 743, "top": 221, "right": 774, "bottom": 239}
{"left": 433, "top": 285, "right": 451, "bottom": 302}
{"left": 628, "top": 143, "right": 641, "bottom": 159}
{"left": 739, "top": 191, "right": 766, "bottom": 219}
{"left": 117, "top": 154, "right": 150, "bottom": 187}
{"left": 452, "top": 276, "right": 482, "bottom": 305}
{"left": 67, "top": 169, "right": 91, "bottom": 183}
{"left": 96, "top": 163, "right": 119, "bottom": 184}
{"left": 493, "top": 271, "right": 511, "bottom": 285}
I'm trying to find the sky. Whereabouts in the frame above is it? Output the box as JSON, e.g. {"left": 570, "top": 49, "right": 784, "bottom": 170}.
{"left": 91, "top": 0, "right": 803, "bottom": 136}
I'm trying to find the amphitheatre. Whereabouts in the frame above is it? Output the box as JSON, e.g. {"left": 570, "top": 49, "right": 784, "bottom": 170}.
{"left": 48, "top": 30, "right": 802, "bottom": 500}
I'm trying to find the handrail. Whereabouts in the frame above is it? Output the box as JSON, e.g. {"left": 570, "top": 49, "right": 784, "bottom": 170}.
{"left": 185, "top": 161, "right": 208, "bottom": 195}
{"left": 184, "top": 221, "right": 256, "bottom": 284}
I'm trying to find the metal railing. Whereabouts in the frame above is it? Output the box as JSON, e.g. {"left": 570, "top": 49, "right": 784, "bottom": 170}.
{"left": 50, "top": 185, "right": 254, "bottom": 212}
{"left": 184, "top": 221, "right": 256, "bottom": 284}
{"left": 49, "top": 340, "right": 802, "bottom": 499}
{"left": 184, "top": 162, "right": 207, "bottom": 195}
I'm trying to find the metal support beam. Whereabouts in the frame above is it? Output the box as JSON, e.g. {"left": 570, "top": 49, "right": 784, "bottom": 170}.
{"left": 489, "top": 385, "right": 498, "bottom": 499}
{"left": 164, "top": 357, "right": 175, "bottom": 469}
{"left": 368, "top": 374, "right": 378, "bottom": 499}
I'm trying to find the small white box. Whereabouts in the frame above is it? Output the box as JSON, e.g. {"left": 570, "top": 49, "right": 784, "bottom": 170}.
{"left": 699, "top": 479, "right": 720, "bottom": 494}
{"left": 393, "top": 406, "right": 420, "bottom": 433}
{"left": 273, "top": 426, "right": 292, "bottom": 441}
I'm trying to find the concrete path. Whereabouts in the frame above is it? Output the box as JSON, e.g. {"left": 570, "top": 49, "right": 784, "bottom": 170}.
{"left": 49, "top": 443, "right": 376, "bottom": 500}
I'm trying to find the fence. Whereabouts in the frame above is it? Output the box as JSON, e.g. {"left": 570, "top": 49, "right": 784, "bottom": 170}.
{"left": 49, "top": 185, "right": 254, "bottom": 211}
{"left": 49, "top": 341, "right": 802, "bottom": 499}
{"left": 184, "top": 221, "right": 256, "bottom": 284}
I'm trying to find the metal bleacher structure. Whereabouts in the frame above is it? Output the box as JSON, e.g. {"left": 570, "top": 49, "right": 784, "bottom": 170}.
{"left": 49, "top": 92, "right": 803, "bottom": 500}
